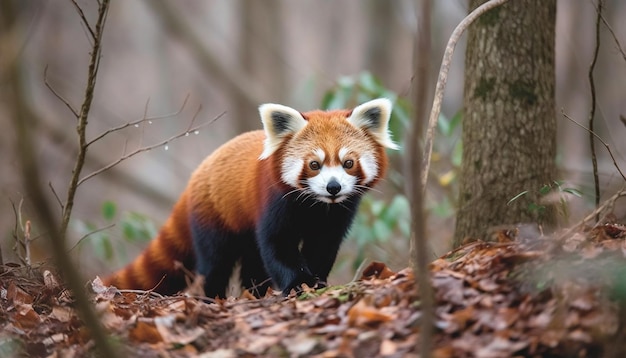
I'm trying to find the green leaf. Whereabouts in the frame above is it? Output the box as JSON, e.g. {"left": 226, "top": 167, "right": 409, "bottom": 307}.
{"left": 386, "top": 195, "right": 410, "bottom": 219}
{"left": 358, "top": 72, "right": 380, "bottom": 93}
{"left": 373, "top": 220, "right": 392, "bottom": 242}
{"left": 539, "top": 184, "right": 552, "bottom": 196}
{"left": 449, "top": 110, "right": 462, "bottom": 130}
{"left": 101, "top": 201, "right": 117, "bottom": 221}
{"left": 507, "top": 190, "right": 529, "bottom": 205}
{"left": 528, "top": 203, "right": 546, "bottom": 213}
{"left": 121, "top": 212, "right": 156, "bottom": 242}
{"left": 431, "top": 197, "right": 454, "bottom": 218}
{"left": 562, "top": 187, "right": 582, "bottom": 197}
{"left": 92, "top": 234, "right": 113, "bottom": 261}
{"left": 451, "top": 141, "right": 463, "bottom": 167}
{"left": 437, "top": 113, "right": 451, "bottom": 136}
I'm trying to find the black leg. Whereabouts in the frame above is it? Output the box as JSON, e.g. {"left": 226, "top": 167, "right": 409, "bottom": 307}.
{"left": 239, "top": 234, "right": 272, "bottom": 297}
{"left": 190, "top": 219, "right": 239, "bottom": 299}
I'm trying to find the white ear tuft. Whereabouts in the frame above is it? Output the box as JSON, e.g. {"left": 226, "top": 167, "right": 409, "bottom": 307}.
{"left": 258, "top": 103, "right": 308, "bottom": 159}
{"left": 347, "top": 98, "right": 398, "bottom": 150}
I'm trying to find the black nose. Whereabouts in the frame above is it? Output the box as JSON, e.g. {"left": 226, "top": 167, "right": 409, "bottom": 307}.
{"left": 326, "top": 179, "right": 341, "bottom": 196}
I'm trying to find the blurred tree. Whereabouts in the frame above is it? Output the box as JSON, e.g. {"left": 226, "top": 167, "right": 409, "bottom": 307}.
{"left": 236, "top": 0, "right": 287, "bottom": 133}
{"left": 454, "top": 0, "right": 557, "bottom": 246}
{"left": 365, "top": 0, "right": 398, "bottom": 81}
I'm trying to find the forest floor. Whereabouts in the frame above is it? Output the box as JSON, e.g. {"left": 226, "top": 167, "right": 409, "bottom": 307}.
{"left": 1, "top": 221, "right": 626, "bottom": 357}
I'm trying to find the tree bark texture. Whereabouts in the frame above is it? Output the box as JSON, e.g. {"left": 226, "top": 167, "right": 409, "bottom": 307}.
{"left": 454, "top": 0, "right": 557, "bottom": 246}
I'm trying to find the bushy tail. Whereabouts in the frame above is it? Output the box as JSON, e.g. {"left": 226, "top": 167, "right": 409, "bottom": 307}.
{"left": 103, "top": 197, "right": 195, "bottom": 295}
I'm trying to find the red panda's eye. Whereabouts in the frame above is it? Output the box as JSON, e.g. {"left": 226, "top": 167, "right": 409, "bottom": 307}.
{"left": 309, "top": 161, "right": 321, "bottom": 170}
{"left": 343, "top": 160, "right": 354, "bottom": 169}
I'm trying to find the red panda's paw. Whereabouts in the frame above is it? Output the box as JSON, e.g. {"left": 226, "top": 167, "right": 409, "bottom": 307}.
{"left": 282, "top": 275, "right": 328, "bottom": 297}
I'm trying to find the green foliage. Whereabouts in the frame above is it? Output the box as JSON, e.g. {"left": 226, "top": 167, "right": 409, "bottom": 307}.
{"left": 321, "top": 71, "right": 464, "bottom": 268}
{"left": 350, "top": 195, "right": 411, "bottom": 268}
{"left": 321, "top": 72, "right": 412, "bottom": 268}
{"left": 75, "top": 201, "right": 156, "bottom": 265}
{"left": 321, "top": 71, "right": 411, "bottom": 146}
{"left": 507, "top": 180, "right": 582, "bottom": 219}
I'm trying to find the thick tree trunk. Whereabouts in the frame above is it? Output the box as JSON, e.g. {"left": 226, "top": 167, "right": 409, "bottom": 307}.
{"left": 454, "top": 0, "right": 557, "bottom": 246}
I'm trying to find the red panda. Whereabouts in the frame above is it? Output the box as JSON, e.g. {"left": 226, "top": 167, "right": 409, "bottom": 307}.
{"left": 104, "top": 98, "right": 397, "bottom": 298}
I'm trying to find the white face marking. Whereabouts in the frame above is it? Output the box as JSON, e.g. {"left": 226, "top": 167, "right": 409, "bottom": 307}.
{"left": 313, "top": 148, "right": 326, "bottom": 162}
{"left": 338, "top": 147, "right": 349, "bottom": 162}
{"left": 307, "top": 165, "right": 357, "bottom": 203}
{"left": 281, "top": 156, "right": 304, "bottom": 187}
{"left": 359, "top": 152, "right": 378, "bottom": 184}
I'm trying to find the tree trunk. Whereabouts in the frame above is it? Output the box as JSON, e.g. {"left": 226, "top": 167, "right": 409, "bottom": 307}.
{"left": 454, "top": 0, "right": 557, "bottom": 246}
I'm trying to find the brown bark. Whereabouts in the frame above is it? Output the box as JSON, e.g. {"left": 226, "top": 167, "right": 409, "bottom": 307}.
{"left": 236, "top": 0, "right": 287, "bottom": 134}
{"left": 365, "top": 0, "right": 397, "bottom": 81}
{"left": 454, "top": 0, "right": 557, "bottom": 246}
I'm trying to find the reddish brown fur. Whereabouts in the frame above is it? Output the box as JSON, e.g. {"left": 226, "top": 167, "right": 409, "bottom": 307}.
{"left": 104, "top": 108, "right": 389, "bottom": 294}
{"left": 104, "top": 131, "right": 269, "bottom": 293}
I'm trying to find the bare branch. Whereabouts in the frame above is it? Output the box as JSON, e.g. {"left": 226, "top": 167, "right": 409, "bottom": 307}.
{"left": 78, "top": 108, "right": 221, "bottom": 186}
{"left": 48, "top": 182, "right": 64, "bottom": 211}
{"left": 595, "top": 3, "right": 626, "bottom": 63}
{"left": 70, "top": 0, "right": 96, "bottom": 40}
{"left": 558, "top": 188, "right": 626, "bottom": 240}
{"left": 561, "top": 109, "right": 626, "bottom": 182}
{"left": 68, "top": 223, "right": 115, "bottom": 253}
{"left": 60, "top": 0, "right": 110, "bottom": 237}
{"left": 86, "top": 94, "right": 190, "bottom": 147}
{"left": 588, "top": 0, "right": 603, "bottom": 212}
{"left": 43, "top": 66, "right": 79, "bottom": 118}
{"left": 421, "top": 0, "right": 510, "bottom": 191}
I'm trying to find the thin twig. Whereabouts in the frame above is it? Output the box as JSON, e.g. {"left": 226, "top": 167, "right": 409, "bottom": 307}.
{"left": 86, "top": 94, "right": 190, "bottom": 147}
{"left": 60, "top": 0, "right": 109, "bottom": 238}
{"left": 69, "top": 0, "right": 95, "bottom": 40}
{"left": 43, "top": 66, "right": 79, "bottom": 118}
{"left": 595, "top": 3, "right": 626, "bottom": 63}
{"left": 23, "top": 221, "right": 32, "bottom": 266}
{"left": 48, "top": 182, "right": 64, "bottom": 211}
{"left": 78, "top": 107, "right": 220, "bottom": 186}
{"left": 421, "top": 0, "right": 510, "bottom": 191}
{"left": 561, "top": 109, "right": 626, "bottom": 182}
{"left": 67, "top": 223, "right": 115, "bottom": 253}
{"left": 558, "top": 188, "right": 626, "bottom": 240}
{"left": 116, "top": 289, "right": 164, "bottom": 300}
{"left": 588, "top": 0, "right": 602, "bottom": 212}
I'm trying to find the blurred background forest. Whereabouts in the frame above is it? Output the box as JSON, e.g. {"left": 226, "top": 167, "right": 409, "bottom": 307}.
{"left": 1, "top": 0, "right": 626, "bottom": 284}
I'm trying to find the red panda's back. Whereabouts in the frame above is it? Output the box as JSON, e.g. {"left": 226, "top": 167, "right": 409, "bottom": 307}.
{"left": 187, "top": 130, "right": 269, "bottom": 232}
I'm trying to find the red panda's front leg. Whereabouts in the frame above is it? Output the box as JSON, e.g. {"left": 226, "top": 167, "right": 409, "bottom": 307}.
{"left": 255, "top": 198, "right": 319, "bottom": 295}
{"left": 255, "top": 225, "right": 317, "bottom": 295}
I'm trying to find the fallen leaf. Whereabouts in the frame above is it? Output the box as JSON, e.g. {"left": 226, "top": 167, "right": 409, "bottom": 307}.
{"left": 129, "top": 320, "right": 162, "bottom": 344}
{"left": 361, "top": 262, "right": 396, "bottom": 280}
{"left": 347, "top": 299, "right": 392, "bottom": 328}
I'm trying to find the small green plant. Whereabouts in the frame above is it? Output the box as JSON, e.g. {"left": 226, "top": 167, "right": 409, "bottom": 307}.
{"left": 350, "top": 194, "right": 411, "bottom": 269}
{"left": 321, "top": 72, "right": 410, "bottom": 269}
{"left": 74, "top": 201, "right": 156, "bottom": 265}
{"left": 507, "top": 180, "right": 582, "bottom": 219}
{"left": 321, "top": 71, "right": 464, "bottom": 268}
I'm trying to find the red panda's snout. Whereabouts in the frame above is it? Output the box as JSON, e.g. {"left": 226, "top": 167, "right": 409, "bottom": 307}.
{"left": 305, "top": 163, "right": 358, "bottom": 203}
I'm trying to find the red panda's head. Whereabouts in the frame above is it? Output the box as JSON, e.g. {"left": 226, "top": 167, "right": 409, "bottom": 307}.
{"left": 258, "top": 98, "right": 398, "bottom": 204}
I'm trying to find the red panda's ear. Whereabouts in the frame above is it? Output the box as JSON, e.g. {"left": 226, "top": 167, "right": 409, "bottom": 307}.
{"left": 347, "top": 98, "right": 399, "bottom": 150}
{"left": 258, "top": 103, "right": 308, "bottom": 159}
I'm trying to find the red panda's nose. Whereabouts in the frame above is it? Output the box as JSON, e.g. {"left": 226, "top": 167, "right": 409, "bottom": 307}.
{"left": 326, "top": 179, "right": 341, "bottom": 196}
